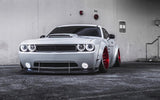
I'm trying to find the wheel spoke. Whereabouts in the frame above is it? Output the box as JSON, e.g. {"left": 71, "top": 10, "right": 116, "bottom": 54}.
{"left": 103, "top": 47, "right": 109, "bottom": 69}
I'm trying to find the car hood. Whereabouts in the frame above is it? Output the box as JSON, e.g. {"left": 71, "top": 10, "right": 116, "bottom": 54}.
{"left": 21, "top": 36, "right": 101, "bottom": 45}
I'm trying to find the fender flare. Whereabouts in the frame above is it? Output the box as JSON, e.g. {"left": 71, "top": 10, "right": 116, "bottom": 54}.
{"left": 111, "top": 45, "right": 119, "bottom": 67}
{"left": 97, "top": 41, "right": 110, "bottom": 67}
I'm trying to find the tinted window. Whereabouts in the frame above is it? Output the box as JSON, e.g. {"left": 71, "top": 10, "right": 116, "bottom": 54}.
{"left": 48, "top": 26, "right": 101, "bottom": 37}
{"left": 102, "top": 28, "right": 109, "bottom": 39}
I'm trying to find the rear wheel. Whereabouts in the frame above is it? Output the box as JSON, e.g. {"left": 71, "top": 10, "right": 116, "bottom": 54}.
{"left": 99, "top": 47, "right": 109, "bottom": 73}
{"left": 113, "top": 49, "right": 121, "bottom": 67}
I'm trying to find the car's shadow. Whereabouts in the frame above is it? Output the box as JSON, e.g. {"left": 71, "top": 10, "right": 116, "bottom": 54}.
{"left": 18, "top": 70, "right": 98, "bottom": 76}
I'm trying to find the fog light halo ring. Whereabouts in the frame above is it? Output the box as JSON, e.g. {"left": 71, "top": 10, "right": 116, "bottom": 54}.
{"left": 25, "top": 62, "right": 31, "bottom": 69}
{"left": 82, "top": 62, "right": 88, "bottom": 69}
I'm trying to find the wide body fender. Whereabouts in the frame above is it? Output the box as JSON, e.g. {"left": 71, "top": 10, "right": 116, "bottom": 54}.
{"left": 110, "top": 45, "right": 119, "bottom": 67}
{"left": 96, "top": 40, "right": 111, "bottom": 68}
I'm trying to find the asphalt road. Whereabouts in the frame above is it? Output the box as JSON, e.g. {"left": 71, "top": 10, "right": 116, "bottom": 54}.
{"left": 0, "top": 62, "right": 160, "bottom": 100}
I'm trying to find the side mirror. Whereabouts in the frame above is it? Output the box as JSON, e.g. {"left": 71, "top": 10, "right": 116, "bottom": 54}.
{"left": 40, "top": 35, "right": 45, "bottom": 38}
{"left": 109, "top": 34, "right": 115, "bottom": 39}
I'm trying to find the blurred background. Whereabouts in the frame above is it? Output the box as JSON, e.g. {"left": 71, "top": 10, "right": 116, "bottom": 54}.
{"left": 0, "top": 0, "right": 160, "bottom": 64}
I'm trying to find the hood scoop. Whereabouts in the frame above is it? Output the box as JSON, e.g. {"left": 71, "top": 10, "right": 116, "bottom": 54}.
{"left": 49, "top": 34, "right": 78, "bottom": 38}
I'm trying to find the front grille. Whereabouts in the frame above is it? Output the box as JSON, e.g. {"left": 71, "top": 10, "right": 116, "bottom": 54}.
{"left": 36, "top": 44, "right": 77, "bottom": 52}
{"left": 34, "top": 62, "right": 78, "bottom": 67}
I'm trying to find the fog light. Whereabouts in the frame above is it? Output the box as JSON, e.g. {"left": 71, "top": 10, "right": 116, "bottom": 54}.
{"left": 25, "top": 62, "right": 31, "bottom": 69}
{"left": 82, "top": 63, "right": 88, "bottom": 69}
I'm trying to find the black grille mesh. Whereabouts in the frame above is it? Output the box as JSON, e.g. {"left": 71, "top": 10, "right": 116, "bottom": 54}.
{"left": 36, "top": 44, "right": 77, "bottom": 52}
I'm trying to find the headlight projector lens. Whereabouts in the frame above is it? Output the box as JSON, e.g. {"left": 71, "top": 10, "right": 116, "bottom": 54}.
{"left": 28, "top": 44, "right": 36, "bottom": 52}
{"left": 20, "top": 45, "right": 28, "bottom": 52}
{"left": 77, "top": 44, "right": 85, "bottom": 52}
{"left": 86, "top": 44, "right": 95, "bottom": 51}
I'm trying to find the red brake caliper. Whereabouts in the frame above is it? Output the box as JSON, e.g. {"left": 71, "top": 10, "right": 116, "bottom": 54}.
{"left": 103, "top": 47, "right": 109, "bottom": 69}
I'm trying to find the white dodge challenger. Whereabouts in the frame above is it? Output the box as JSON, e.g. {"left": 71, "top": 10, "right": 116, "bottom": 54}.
{"left": 19, "top": 24, "right": 121, "bottom": 73}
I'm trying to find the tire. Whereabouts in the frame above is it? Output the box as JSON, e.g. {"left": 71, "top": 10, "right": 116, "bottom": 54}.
{"left": 113, "top": 49, "right": 121, "bottom": 67}
{"left": 20, "top": 62, "right": 24, "bottom": 69}
{"left": 99, "top": 47, "right": 109, "bottom": 73}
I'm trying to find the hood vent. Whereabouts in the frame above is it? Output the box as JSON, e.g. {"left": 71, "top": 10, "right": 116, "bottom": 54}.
{"left": 49, "top": 35, "right": 72, "bottom": 38}
{"left": 48, "top": 34, "right": 78, "bottom": 38}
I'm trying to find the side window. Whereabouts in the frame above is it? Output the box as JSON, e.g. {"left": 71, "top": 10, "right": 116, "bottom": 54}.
{"left": 102, "top": 28, "right": 109, "bottom": 39}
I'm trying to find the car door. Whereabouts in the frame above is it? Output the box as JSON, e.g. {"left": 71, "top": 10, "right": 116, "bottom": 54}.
{"left": 102, "top": 28, "right": 115, "bottom": 65}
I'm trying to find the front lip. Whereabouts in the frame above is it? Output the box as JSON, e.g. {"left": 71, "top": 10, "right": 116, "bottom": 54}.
{"left": 22, "top": 67, "right": 96, "bottom": 74}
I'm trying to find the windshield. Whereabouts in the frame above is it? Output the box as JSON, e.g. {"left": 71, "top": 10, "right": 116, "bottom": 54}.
{"left": 48, "top": 26, "right": 101, "bottom": 37}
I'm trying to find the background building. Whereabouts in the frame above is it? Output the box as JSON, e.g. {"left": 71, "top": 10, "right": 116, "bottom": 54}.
{"left": 0, "top": 0, "right": 160, "bottom": 64}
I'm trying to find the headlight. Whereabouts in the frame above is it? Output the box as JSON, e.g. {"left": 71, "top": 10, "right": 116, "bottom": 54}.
{"left": 28, "top": 44, "right": 36, "bottom": 52}
{"left": 20, "top": 44, "right": 28, "bottom": 52}
{"left": 77, "top": 44, "right": 85, "bottom": 52}
{"left": 86, "top": 44, "right": 95, "bottom": 51}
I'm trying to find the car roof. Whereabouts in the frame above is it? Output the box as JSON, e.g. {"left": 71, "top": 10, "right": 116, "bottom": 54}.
{"left": 57, "top": 24, "right": 99, "bottom": 28}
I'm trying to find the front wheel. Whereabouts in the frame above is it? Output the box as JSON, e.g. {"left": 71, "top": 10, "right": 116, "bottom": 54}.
{"left": 20, "top": 62, "right": 24, "bottom": 69}
{"left": 99, "top": 47, "right": 109, "bottom": 73}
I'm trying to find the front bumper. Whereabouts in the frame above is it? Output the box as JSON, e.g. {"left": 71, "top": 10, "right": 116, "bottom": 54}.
{"left": 19, "top": 51, "right": 100, "bottom": 73}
